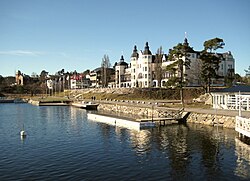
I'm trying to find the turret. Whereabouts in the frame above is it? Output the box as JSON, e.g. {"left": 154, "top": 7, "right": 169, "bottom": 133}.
{"left": 143, "top": 42, "right": 152, "bottom": 55}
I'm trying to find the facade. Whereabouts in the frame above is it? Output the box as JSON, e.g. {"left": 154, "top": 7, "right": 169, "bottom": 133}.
{"left": 15, "top": 70, "right": 24, "bottom": 85}
{"left": 89, "top": 67, "right": 115, "bottom": 88}
{"left": 114, "top": 39, "right": 235, "bottom": 88}
{"left": 211, "top": 85, "right": 250, "bottom": 111}
{"left": 130, "top": 42, "right": 156, "bottom": 88}
{"left": 115, "top": 55, "right": 131, "bottom": 88}
{"left": 70, "top": 73, "right": 91, "bottom": 89}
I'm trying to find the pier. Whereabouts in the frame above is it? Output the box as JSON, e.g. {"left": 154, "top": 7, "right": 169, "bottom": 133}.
{"left": 87, "top": 113, "right": 155, "bottom": 131}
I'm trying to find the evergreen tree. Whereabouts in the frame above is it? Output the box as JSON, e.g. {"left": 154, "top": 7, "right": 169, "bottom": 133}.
{"left": 200, "top": 38, "right": 225, "bottom": 92}
{"left": 166, "top": 41, "right": 191, "bottom": 105}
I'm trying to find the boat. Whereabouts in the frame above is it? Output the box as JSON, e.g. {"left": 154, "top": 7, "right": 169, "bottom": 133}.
{"left": 71, "top": 101, "right": 99, "bottom": 110}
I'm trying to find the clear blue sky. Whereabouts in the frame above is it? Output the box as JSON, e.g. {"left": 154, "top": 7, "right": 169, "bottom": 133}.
{"left": 1, "top": 0, "right": 249, "bottom": 77}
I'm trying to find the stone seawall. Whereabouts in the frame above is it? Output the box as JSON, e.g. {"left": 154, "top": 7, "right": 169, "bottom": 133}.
{"left": 98, "top": 103, "right": 236, "bottom": 129}
{"left": 98, "top": 103, "right": 170, "bottom": 119}
{"left": 186, "top": 113, "right": 235, "bottom": 129}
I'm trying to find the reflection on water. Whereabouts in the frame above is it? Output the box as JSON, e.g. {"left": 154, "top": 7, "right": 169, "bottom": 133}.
{"left": 234, "top": 138, "right": 250, "bottom": 179}
{"left": 129, "top": 130, "right": 152, "bottom": 156}
{"left": 0, "top": 104, "right": 249, "bottom": 180}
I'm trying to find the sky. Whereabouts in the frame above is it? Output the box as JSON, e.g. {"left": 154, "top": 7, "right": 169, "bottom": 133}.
{"left": 0, "top": 0, "right": 250, "bottom": 77}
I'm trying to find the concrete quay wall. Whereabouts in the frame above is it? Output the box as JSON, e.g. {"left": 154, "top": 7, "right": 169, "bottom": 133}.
{"left": 98, "top": 103, "right": 236, "bottom": 129}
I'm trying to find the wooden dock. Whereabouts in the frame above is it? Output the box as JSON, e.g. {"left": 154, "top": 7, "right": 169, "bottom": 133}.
{"left": 138, "top": 117, "right": 182, "bottom": 126}
{"left": 137, "top": 109, "right": 189, "bottom": 126}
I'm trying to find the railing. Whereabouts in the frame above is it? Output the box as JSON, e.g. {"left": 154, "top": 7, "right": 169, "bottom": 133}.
{"left": 236, "top": 116, "right": 250, "bottom": 138}
{"left": 227, "top": 95, "right": 250, "bottom": 111}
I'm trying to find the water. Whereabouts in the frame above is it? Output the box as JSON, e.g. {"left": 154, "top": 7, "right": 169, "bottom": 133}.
{"left": 0, "top": 104, "right": 249, "bottom": 181}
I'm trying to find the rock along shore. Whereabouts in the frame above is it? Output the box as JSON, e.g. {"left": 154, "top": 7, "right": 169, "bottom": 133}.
{"left": 97, "top": 102, "right": 237, "bottom": 129}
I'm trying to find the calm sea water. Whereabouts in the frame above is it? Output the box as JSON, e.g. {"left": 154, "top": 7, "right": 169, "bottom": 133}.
{"left": 0, "top": 103, "right": 249, "bottom": 181}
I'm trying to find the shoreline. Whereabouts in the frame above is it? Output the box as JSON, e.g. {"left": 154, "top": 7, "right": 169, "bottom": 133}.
{"left": 4, "top": 96, "right": 249, "bottom": 129}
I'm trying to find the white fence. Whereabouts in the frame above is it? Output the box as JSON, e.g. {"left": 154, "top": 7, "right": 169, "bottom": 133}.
{"left": 236, "top": 116, "right": 250, "bottom": 138}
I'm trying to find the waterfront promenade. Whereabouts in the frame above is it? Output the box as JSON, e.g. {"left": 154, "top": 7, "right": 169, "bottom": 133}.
{"left": 92, "top": 99, "right": 250, "bottom": 118}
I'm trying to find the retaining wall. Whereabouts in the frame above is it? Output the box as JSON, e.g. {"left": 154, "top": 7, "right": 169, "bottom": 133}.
{"left": 98, "top": 103, "right": 236, "bottom": 129}
{"left": 186, "top": 112, "right": 235, "bottom": 129}
{"left": 98, "top": 103, "right": 170, "bottom": 119}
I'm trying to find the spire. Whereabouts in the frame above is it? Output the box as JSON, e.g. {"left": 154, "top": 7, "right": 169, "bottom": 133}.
{"left": 131, "top": 45, "right": 138, "bottom": 58}
{"left": 143, "top": 42, "right": 152, "bottom": 55}
{"left": 182, "top": 33, "right": 195, "bottom": 53}
{"left": 120, "top": 55, "right": 124, "bottom": 62}
{"left": 183, "top": 32, "right": 189, "bottom": 47}
{"left": 117, "top": 55, "right": 128, "bottom": 66}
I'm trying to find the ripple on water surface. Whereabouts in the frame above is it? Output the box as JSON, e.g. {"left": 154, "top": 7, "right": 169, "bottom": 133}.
{"left": 0, "top": 104, "right": 249, "bottom": 180}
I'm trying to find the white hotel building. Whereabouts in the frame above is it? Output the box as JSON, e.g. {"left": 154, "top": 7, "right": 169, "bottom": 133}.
{"left": 115, "top": 39, "right": 235, "bottom": 88}
{"left": 115, "top": 42, "right": 157, "bottom": 88}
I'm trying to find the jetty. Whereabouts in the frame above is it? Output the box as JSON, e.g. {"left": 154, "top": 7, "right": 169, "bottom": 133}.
{"left": 136, "top": 108, "right": 188, "bottom": 126}
{"left": 87, "top": 113, "right": 155, "bottom": 131}
{"left": 0, "top": 97, "right": 27, "bottom": 103}
{"left": 29, "top": 100, "right": 71, "bottom": 106}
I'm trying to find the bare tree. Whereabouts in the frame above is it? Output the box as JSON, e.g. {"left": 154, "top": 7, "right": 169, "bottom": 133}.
{"left": 188, "top": 58, "right": 204, "bottom": 86}
{"left": 101, "top": 54, "right": 111, "bottom": 87}
{"left": 154, "top": 46, "right": 164, "bottom": 87}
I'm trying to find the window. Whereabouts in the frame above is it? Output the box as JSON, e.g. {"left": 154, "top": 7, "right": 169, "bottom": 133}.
{"left": 145, "top": 81, "right": 147, "bottom": 86}
{"left": 145, "top": 74, "right": 147, "bottom": 78}
{"left": 145, "top": 67, "right": 147, "bottom": 71}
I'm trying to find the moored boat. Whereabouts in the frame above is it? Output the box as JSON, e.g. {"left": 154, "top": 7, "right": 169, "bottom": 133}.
{"left": 72, "top": 101, "right": 99, "bottom": 110}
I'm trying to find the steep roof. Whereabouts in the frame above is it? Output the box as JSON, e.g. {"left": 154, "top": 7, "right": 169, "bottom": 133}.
{"left": 131, "top": 45, "right": 139, "bottom": 58}
{"left": 212, "top": 85, "right": 250, "bottom": 93}
{"left": 143, "top": 42, "right": 152, "bottom": 55}
{"left": 183, "top": 38, "right": 195, "bottom": 53}
{"left": 116, "top": 55, "right": 128, "bottom": 66}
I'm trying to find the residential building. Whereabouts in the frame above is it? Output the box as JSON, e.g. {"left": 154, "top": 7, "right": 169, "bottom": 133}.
{"left": 115, "top": 55, "right": 131, "bottom": 88}
{"left": 162, "top": 38, "right": 235, "bottom": 87}
{"left": 130, "top": 42, "right": 155, "bottom": 88}
{"left": 15, "top": 70, "right": 24, "bottom": 85}
{"left": 90, "top": 67, "right": 115, "bottom": 88}
{"left": 113, "top": 39, "right": 235, "bottom": 89}
{"left": 70, "top": 73, "right": 91, "bottom": 89}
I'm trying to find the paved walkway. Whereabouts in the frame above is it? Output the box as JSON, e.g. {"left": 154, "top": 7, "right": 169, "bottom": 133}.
{"left": 184, "top": 107, "right": 250, "bottom": 118}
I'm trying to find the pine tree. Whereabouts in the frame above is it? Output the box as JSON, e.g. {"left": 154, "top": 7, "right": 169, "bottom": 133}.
{"left": 166, "top": 42, "right": 191, "bottom": 105}
{"left": 200, "top": 38, "right": 225, "bottom": 92}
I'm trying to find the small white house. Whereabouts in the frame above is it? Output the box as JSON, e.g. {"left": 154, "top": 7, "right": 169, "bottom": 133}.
{"left": 211, "top": 85, "right": 250, "bottom": 111}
